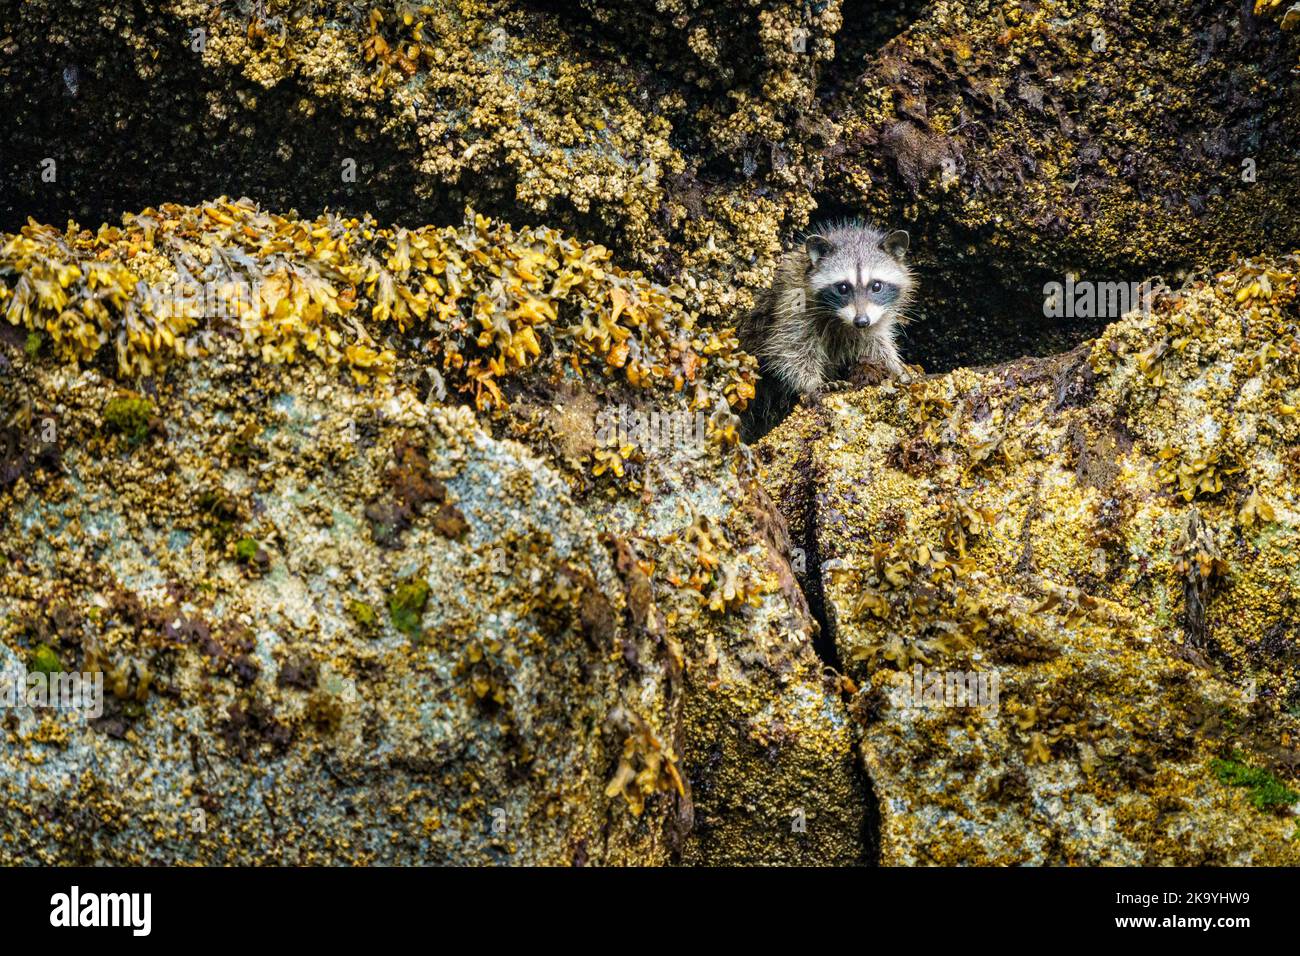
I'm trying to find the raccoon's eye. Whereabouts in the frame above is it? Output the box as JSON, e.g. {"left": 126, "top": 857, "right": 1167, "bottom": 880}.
{"left": 834, "top": 281, "right": 852, "bottom": 296}
{"left": 870, "top": 280, "right": 883, "bottom": 293}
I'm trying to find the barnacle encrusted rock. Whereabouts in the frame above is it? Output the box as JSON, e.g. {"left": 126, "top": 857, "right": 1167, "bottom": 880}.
{"left": 561, "top": 0, "right": 842, "bottom": 94}
{"left": 0, "top": 201, "right": 862, "bottom": 864}
{"left": 759, "top": 251, "right": 1300, "bottom": 864}
{"left": 5, "top": 0, "right": 1297, "bottom": 373}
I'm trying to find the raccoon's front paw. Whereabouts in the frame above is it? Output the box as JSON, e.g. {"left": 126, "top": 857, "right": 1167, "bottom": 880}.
{"left": 847, "top": 363, "right": 889, "bottom": 388}
{"left": 800, "top": 386, "right": 833, "bottom": 407}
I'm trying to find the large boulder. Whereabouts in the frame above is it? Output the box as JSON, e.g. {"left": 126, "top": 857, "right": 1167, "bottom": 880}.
{"left": 0, "top": 199, "right": 862, "bottom": 864}
{"left": 759, "top": 250, "right": 1300, "bottom": 863}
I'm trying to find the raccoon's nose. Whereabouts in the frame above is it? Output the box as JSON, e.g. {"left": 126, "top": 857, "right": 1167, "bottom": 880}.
{"left": 853, "top": 315, "right": 871, "bottom": 328}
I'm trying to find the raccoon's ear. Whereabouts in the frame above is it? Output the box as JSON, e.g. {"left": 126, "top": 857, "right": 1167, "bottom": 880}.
{"left": 804, "top": 235, "right": 832, "bottom": 266}
{"left": 880, "top": 230, "right": 910, "bottom": 259}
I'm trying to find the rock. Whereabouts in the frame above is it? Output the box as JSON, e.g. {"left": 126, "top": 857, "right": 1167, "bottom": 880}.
{"left": 826, "top": 0, "right": 1300, "bottom": 367}
{"left": 759, "top": 251, "right": 1300, "bottom": 863}
{"left": 565, "top": 0, "right": 841, "bottom": 94}
{"left": 3, "top": 0, "right": 1298, "bottom": 866}
{"left": 0, "top": 199, "right": 863, "bottom": 863}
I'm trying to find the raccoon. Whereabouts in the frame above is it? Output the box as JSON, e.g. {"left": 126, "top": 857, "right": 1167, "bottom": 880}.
{"left": 739, "top": 220, "right": 915, "bottom": 439}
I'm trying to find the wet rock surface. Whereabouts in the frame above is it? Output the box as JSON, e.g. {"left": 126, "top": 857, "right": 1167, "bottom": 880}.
{"left": 759, "top": 253, "right": 1300, "bottom": 863}
{"left": 0, "top": 200, "right": 862, "bottom": 863}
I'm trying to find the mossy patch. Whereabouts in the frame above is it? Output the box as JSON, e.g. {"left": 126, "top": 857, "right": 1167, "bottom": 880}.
{"left": 233, "top": 537, "right": 259, "bottom": 563}
{"left": 388, "top": 576, "right": 430, "bottom": 641}
{"left": 232, "top": 536, "right": 269, "bottom": 574}
{"left": 102, "top": 395, "right": 154, "bottom": 446}
{"left": 1211, "top": 754, "right": 1300, "bottom": 812}
{"left": 346, "top": 599, "right": 378, "bottom": 633}
{"left": 28, "top": 643, "right": 61, "bottom": 675}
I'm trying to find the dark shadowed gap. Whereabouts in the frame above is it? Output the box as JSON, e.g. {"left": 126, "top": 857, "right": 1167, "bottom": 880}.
{"left": 806, "top": 193, "right": 1118, "bottom": 374}
{"left": 773, "top": 403, "right": 840, "bottom": 671}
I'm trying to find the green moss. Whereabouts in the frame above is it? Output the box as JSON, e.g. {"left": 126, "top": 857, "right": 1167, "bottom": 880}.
{"left": 102, "top": 395, "right": 153, "bottom": 445}
{"left": 28, "top": 644, "right": 61, "bottom": 675}
{"left": 23, "top": 331, "right": 42, "bottom": 359}
{"left": 1211, "top": 753, "right": 1300, "bottom": 811}
{"left": 347, "top": 598, "right": 378, "bottom": 632}
{"left": 388, "top": 576, "right": 430, "bottom": 641}
{"left": 233, "top": 537, "right": 260, "bottom": 563}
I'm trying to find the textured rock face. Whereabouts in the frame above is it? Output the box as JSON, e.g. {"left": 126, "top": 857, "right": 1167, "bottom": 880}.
{"left": 2, "top": 0, "right": 1298, "bottom": 868}
{"left": 4, "top": 0, "right": 1296, "bottom": 371}
{"left": 759, "top": 252, "right": 1300, "bottom": 864}
{"left": 0, "top": 200, "right": 863, "bottom": 864}
{"left": 827, "top": 0, "right": 1300, "bottom": 363}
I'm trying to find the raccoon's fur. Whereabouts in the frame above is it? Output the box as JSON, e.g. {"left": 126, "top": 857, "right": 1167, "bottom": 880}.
{"left": 740, "top": 220, "right": 915, "bottom": 439}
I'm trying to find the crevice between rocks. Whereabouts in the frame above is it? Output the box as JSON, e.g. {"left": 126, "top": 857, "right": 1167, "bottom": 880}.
{"left": 782, "top": 404, "right": 883, "bottom": 865}
{"left": 801, "top": 456, "right": 839, "bottom": 672}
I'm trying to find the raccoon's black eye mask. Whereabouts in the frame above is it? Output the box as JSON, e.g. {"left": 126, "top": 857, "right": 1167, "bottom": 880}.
{"left": 869, "top": 282, "right": 901, "bottom": 305}
{"left": 819, "top": 280, "right": 901, "bottom": 307}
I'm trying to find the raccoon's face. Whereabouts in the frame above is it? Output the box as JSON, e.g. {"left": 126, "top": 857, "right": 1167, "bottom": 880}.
{"left": 806, "top": 227, "right": 913, "bottom": 331}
